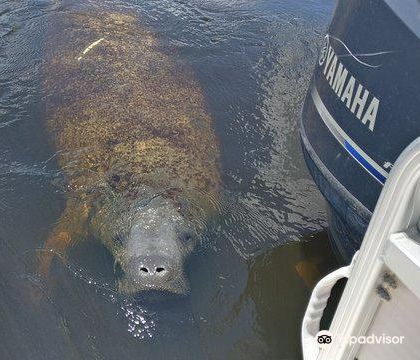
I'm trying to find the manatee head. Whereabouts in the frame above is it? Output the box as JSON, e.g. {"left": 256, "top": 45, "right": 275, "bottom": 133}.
{"left": 93, "top": 191, "right": 200, "bottom": 295}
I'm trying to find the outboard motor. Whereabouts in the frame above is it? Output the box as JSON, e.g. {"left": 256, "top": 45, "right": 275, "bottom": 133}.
{"left": 300, "top": 0, "right": 420, "bottom": 262}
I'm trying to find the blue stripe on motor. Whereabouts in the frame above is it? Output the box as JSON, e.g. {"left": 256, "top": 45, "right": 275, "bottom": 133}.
{"left": 344, "top": 140, "right": 386, "bottom": 184}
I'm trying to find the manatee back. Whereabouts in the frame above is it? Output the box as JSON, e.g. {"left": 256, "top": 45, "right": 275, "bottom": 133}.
{"left": 44, "top": 10, "right": 220, "bottom": 196}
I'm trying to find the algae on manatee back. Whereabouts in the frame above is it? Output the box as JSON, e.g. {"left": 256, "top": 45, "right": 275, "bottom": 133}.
{"left": 39, "top": 10, "right": 221, "bottom": 294}
{"left": 44, "top": 11, "right": 220, "bottom": 194}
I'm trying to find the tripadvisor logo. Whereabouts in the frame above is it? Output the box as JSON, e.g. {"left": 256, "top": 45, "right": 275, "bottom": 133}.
{"left": 316, "top": 330, "right": 332, "bottom": 349}
{"left": 315, "top": 330, "right": 405, "bottom": 348}
{"left": 349, "top": 334, "right": 405, "bottom": 345}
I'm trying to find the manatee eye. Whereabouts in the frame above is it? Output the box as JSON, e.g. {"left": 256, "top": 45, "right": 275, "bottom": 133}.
{"left": 114, "top": 233, "right": 124, "bottom": 245}
{"left": 181, "top": 231, "right": 195, "bottom": 243}
{"left": 177, "top": 198, "right": 190, "bottom": 215}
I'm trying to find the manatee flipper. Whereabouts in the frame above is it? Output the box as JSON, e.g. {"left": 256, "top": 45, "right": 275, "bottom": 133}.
{"left": 38, "top": 199, "right": 90, "bottom": 277}
{"left": 295, "top": 259, "right": 323, "bottom": 289}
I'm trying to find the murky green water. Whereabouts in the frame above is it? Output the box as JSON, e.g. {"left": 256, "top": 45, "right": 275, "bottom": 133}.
{"left": 0, "top": 0, "right": 336, "bottom": 358}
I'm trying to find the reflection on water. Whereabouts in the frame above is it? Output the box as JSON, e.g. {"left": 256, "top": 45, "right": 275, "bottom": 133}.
{"left": 186, "top": 230, "right": 337, "bottom": 360}
{"left": 0, "top": 0, "right": 335, "bottom": 358}
{"left": 234, "top": 232, "right": 338, "bottom": 359}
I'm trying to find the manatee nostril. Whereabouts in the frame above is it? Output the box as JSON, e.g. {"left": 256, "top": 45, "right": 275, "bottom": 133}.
{"left": 134, "top": 258, "right": 170, "bottom": 277}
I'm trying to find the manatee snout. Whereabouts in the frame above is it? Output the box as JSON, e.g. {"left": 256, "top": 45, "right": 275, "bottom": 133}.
{"left": 132, "top": 254, "right": 173, "bottom": 278}
{"left": 123, "top": 254, "right": 188, "bottom": 294}
{"left": 116, "top": 196, "right": 197, "bottom": 295}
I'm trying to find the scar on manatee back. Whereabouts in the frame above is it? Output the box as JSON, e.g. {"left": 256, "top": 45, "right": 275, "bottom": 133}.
{"left": 38, "top": 10, "right": 221, "bottom": 294}
{"left": 77, "top": 37, "right": 105, "bottom": 61}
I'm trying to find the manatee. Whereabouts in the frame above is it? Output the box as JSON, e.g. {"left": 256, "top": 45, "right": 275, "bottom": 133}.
{"left": 39, "top": 10, "right": 220, "bottom": 295}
